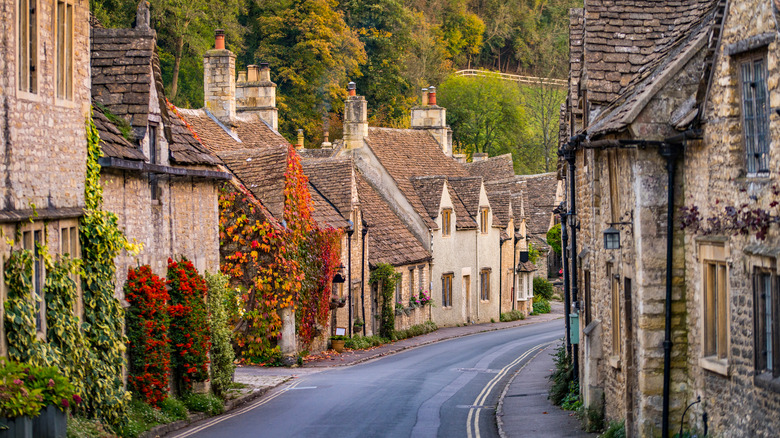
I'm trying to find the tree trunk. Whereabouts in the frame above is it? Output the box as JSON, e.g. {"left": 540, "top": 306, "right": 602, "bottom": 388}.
{"left": 171, "top": 36, "right": 184, "bottom": 101}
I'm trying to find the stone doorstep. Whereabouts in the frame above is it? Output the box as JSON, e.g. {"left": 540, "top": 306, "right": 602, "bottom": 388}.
{"left": 140, "top": 378, "right": 292, "bottom": 438}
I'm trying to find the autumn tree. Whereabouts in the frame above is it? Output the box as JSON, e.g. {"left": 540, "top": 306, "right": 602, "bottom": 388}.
{"left": 243, "top": 0, "right": 366, "bottom": 144}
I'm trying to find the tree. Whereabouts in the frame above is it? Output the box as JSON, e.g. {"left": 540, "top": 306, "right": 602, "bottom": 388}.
{"left": 438, "top": 74, "right": 528, "bottom": 157}
{"left": 244, "top": 0, "right": 366, "bottom": 143}
{"left": 520, "top": 81, "right": 566, "bottom": 172}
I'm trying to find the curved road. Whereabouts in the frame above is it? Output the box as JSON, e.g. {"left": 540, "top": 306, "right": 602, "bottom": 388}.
{"left": 172, "top": 319, "right": 563, "bottom": 438}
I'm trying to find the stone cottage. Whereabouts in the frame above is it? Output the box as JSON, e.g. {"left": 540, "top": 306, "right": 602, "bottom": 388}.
{"left": 0, "top": 0, "right": 91, "bottom": 355}
{"left": 560, "top": 0, "right": 780, "bottom": 436}
{"left": 90, "top": 9, "right": 229, "bottom": 297}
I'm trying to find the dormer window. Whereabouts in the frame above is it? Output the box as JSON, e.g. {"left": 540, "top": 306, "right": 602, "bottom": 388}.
{"left": 480, "top": 207, "right": 489, "bottom": 234}
{"left": 442, "top": 209, "right": 452, "bottom": 237}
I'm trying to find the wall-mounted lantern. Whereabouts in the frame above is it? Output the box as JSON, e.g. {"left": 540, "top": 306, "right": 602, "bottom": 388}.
{"left": 603, "top": 226, "right": 620, "bottom": 250}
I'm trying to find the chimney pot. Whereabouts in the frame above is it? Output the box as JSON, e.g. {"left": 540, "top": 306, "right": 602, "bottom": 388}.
{"left": 297, "top": 129, "right": 305, "bottom": 150}
{"left": 237, "top": 70, "right": 247, "bottom": 83}
{"left": 247, "top": 65, "right": 259, "bottom": 82}
{"left": 259, "top": 62, "right": 271, "bottom": 82}
{"left": 428, "top": 86, "right": 437, "bottom": 106}
{"left": 215, "top": 29, "right": 225, "bottom": 50}
{"left": 421, "top": 88, "right": 429, "bottom": 106}
{"left": 348, "top": 81, "right": 356, "bottom": 96}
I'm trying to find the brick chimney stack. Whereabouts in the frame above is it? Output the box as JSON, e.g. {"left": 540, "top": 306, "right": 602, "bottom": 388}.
{"left": 343, "top": 82, "right": 368, "bottom": 150}
{"left": 236, "top": 62, "right": 279, "bottom": 131}
{"left": 203, "top": 29, "right": 236, "bottom": 124}
{"left": 411, "top": 84, "right": 452, "bottom": 156}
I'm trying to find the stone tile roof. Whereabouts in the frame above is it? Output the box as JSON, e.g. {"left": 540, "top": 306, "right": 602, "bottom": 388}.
{"left": 365, "top": 127, "right": 468, "bottom": 229}
{"left": 218, "top": 146, "right": 288, "bottom": 219}
{"left": 463, "top": 154, "right": 515, "bottom": 182}
{"left": 92, "top": 104, "right": 146, "bottom": 161}
{"left": 587, "top": 15, "right": 714, "bottom": 136}
{"left": 91, "top": 27, "right": 218, "bottom": 167}
{"left": 515, "top": 172, "right": 557, "bottom": 238}
{"left": 569, "top": 8, "right": 585, "bottom": 118}
{"left": 410, "top": 176, "right": 478, "bottom": 230}
{"left": 308, "top": 183, "right": 348, "bottom": 229}
{"left": 298, "top": 143, "right": 341, "bottom": 159}
{"left": 175, "top": 109, "right": 287, "bottom": 156}
{"left": 446, "top": 177, "right": 483, "bottom": 218}
{"left": 302, "top": 159, "right": 354, "bottom": 217}
{"left": 583, "top": 0, "right": 717, "bottom": 104}
{"left": 356, "top": 172, "right": 431, "bottom": 267}
{"left": 517, "top": 260, "right": 538, "bottom": 272}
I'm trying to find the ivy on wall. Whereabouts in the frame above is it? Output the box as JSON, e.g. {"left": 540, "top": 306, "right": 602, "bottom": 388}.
{"left": 370, "top": 263, "right": 401, "bottom": 339}
{"left": 205, "top": 271, "right": 236, "bottom": 397}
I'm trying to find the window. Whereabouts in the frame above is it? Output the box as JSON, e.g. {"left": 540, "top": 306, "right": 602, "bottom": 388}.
{"left": 584, "top": 270, "right": 592, "bottom": 326}
{"left": 609, "top": 263, "right": 621, "bottom": 356}
{"left": 22, "top": 228, "right": 45, "bottom": 334}
{"left": 1, "top": 250, "right": 6, "bottom": 357}
{"left": 755, "top": 270, "right": 779, "bottom": 376}
{"left": 60, "top": 222, "right": 81, "bottom": 320}
{"left": 608, "top": 152, "right": 619, "bottom": 222}
{"left": 395, "top": 278, "right": 401, "bottom": 304}
{"left": 480, "top": 269, "right": 490, "bottom": 301}
{"left": 18, "top": 0, "right": 38, "bottom": 93}
{"left": 442, "top": 273, "right": 453, "bottom": 307}
{"left": 408, "top": 268, "right": 414, "bottom": 299}
{"left": 739, "top": 53, "right": 770, "bottom": 175}
{"left": 55, "top": 0, "right": 74, "bottom": 99}
{"left": 704, "top": 261, "right": 728, "bottom": 359}
{"left": 418, "top": 266, "right": 424, "bottom": 293}
{"left": 480, "top": 208, "right": 489, "bottom": 234}
{"left": 441, "top": 209, "right": 452, "bottom": 236}
{"left": 149, "top": 125, "right": 159, "bottom": 201}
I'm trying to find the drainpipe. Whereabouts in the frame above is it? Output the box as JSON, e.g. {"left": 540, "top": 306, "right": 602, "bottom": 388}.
{"left": 512, "top": 234, "right": 518, "bottom": 311}
{"left": 659, "top": 142, "right": 680, "bottom": 438}
{"left": 556, "top": 203, "right": 572, "bottom": 357}
{"left": 347, "top": 221, "right": 354, "bottom": 337}
{"left": 564, "top": 136, "right": 582, "bottom": 383}
{"left": 361, "top": 219, "right": 368, "bottom": 336}
{"left": 499, "top": 238, "right": 504, "bottom": 317}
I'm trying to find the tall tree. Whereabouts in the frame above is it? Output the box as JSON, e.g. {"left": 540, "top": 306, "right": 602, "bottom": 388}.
{"left": 244, "top": 0, "right": 367, "bottom": 143}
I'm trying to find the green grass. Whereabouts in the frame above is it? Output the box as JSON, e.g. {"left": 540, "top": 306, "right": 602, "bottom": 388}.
{"left": 116, "top": 399, "right": 181, "bottom": 438}
{"left": 343, "top": 322, "right": 438, "bottom": 350}
{"left": 66, "top": 415, "right": 117, "bottom": 438}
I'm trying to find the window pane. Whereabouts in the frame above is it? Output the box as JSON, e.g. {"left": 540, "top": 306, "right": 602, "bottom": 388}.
{"left": 66, "top": 4, "right": 73, "bottom": 99}
{"left": 742, "top": 62, "right": 757, "bottom": 173}
{"left": 717, "top": 265, "right": 727, "bottom": 359}
{"left": 765, "top": 274, "right": 773, "bottom": 371}
{"left": 753, "top": 59, "right": 769, "bottom": 172}
{"left": 56, "top": 1, "right": 65, "bottom": 98}
{"left": 704, "top": 263, "right": 717, "bottom": 356}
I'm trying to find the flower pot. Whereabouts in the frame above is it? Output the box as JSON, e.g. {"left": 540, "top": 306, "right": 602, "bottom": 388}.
{"left": 0, "top": 416, "right": 33, "bottom": 438}
{"left": 32, "top": 405, "right": 66, "bottom": 438}
{"left": 331, "top": 339, "right": 345, "bottom": 353}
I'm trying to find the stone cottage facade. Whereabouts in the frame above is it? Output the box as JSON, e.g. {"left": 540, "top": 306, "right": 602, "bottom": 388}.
{"left": 0, "top": 0, "right": 91, "bottom": 356}
{"left": 562, "top": 0, "right": 780, "bottom": 436}
{"left": 91, "top": 11, "right": 229, "bottom": 297}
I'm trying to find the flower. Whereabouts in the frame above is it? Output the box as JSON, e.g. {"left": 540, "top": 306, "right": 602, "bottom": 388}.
{"left": 47, "top": 379, "right": 55, "bottom": 388}
{"left": 73, "top": 394, "right": 82, "bottom": 405}
{"left": 61, "top": 398, "right": 69, "bottom": 408}
{"left": 13, "top": 379, "right": 22, "bottom": 385}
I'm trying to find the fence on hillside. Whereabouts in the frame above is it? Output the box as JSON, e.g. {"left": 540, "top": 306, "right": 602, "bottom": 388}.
{"left": 454, "top": 69, "right": 568, "bottom": 88}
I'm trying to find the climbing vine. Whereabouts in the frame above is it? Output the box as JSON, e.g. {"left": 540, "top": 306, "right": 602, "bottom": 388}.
{"left": 125, "top": 265, "right": 170, "bottom": 407}
{"left": 219, "top": 145, "right": 342, "bottom": 361}
{"left": 370, "top": 263, "right": 401, "bottom": 339}
{"left": 681, "top": 186, "right": 780, "bottom": 240}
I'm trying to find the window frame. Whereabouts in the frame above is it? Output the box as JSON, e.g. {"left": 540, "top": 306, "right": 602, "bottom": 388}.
{"left": 754, "top": 267, "right": 780, "bottom": 378}
{"left": 21, "top": 222, "right": 46, "bottom": 338}
{"left": 480, "top": 208, "right": 489, "bottom": 234}
{"left": 698, "top": 242, "right": 730, "bottom": 375}
{"left": 737, "top": 50, "right": 770, "bottom": 176}
{"left": 17, "top": 0, "right": 39, "bottom": 94}
{"left": 480, "top": 268, "right": 490, "bottom": 301}
{"left": 441, "top": 208, "right": 452, "bottom": 237}
{"left": 608, "top": 263, "right": 621, "bottom": 359}
{"left": 59, "top": 219, "right": 81, "bottom": 321}
{"left": 395, "top": 278, "right": 402, "bottom": 305}
{"left": 442, "top": 273, "right": 453, "bottom": 308}
{"left": 54, "top": 0, "right": 74, "bottom": 100}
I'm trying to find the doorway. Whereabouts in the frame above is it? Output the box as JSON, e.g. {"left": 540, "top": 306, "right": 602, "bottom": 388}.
{"left": 463, "top": 275, "right": 471, "bottom": 323}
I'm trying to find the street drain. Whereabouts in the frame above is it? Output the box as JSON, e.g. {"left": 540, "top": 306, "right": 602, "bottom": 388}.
{"left": 504, "top": 392, "right": 548, "bottom": 397}
{"left": 456, "top": 405, "right": 496, "bottom": 409}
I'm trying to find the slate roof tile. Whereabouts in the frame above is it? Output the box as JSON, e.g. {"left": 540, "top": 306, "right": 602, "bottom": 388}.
{"left": 218, "top": 146, "right": 288, "bottom": 219}
{"left": 302, "top": 159, "right": 354, "bottom": 217}
{"left": 515, "top": 172, "right": 558, "bottom": 239}
{"left": 463, "top": 154, "right": 515, "bottom": 182}
{"left": 92, "top": 104, "right": 146, "bottom": 161}
{"left": 309, "top": 183, "right": 349, "bottom": 230}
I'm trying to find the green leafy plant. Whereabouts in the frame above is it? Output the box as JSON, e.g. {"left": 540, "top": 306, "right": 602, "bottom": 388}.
{"left": 500, "top": 310, "right": 526, "bottom": 322}
{"left": 28, "top": 365, "right": 80, "bottom": 411}
{"left": 533, "top": 277, "right": 554, "bottom": 300}
{"left": 560, "top": 381, "right": 581, "bottom": 411}
{"left": 159, "top": 397, "right": 188, "bottom": 421}
{"left": 392, "top": 321, "right": 437, "bottom": 341}
{"left": 532, "top": 297, "right": 551, "bottom": 314}
{"left": 600, "top": 420, "right": 626, "bottom": 438}
{"left": 182, "top": 393, "right": 223, "bottom": 416}
{"left": 548, "top": 343, "right": 573, "bottom": 406}
{"left": 330, "top": 335, "right": 349, "bottom": 341}
{"left": 370, "top": 263, "right": 401, "bottom": 339}
{"left": 547, "top": 223, "right": 562, "bottom": 255}
{"left": 205, "top": 272, "right": 236, "bottom": 399}
{"left": 0, "top": 360, "right": 45, "bottom": 418}
{"left": 528, "top": 242, "right": 541, "bottom": 264}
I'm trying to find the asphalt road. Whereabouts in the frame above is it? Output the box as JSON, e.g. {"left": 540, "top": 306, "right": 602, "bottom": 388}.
{"left": 171, "top": 319, "right": 564, "bottom": 438}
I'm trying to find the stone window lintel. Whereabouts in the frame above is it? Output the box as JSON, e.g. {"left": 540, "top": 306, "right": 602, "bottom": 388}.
{"left": 726, "top": 33, "right": 776, "bottom": 57}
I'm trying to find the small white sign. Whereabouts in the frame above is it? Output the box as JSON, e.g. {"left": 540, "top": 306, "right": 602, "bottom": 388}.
{"left": 335, "top": 327, "right": 346, "bottom": 336}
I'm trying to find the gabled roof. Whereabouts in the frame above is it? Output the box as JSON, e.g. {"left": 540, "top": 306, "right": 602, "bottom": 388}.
{"left": 410, "top": 176, "right": 477, "bottom": 230}
{"left": 485, "top": 178, "right": 522, "bottom": 229}
{"left": 218, "top": 146, "right": 288, "bottom": 219}
{"left": 298, "top": 141, "right": 342, "bottom": 159}
{"left": 166, "top": 102, "right": 221, "bottom": 165}
{"left": 356, "top": 172, "right": 431, "bottom": 267}
{"left": 463, "top": 154, "right": 515, "bottom": 182}
{"left": 302, "top": 158, "right": 354, "bottom": 217}
{"left": 582, "top": 0, "right": 717, "bottom": 104}
{"left": 176, "top": 109, "right": 288, "bottom": 154}
{"left": 515, "top": 173, "right": 557, "bottom": 237}
{"left": 308, "top": 183, "right": 349, "bottom": 229}
{"left": 446, "top": 177, "right": 483, "bottom": 218}
{"left": 92, "top": 104, "right": 146, "bottom": 161}
{"left": 364, "top": 127, "right": 469, "bottom": 229}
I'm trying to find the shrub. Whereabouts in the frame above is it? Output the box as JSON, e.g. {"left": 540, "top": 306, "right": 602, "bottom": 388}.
{"left": 125, "top": 265, "right": 170, "bottom": 407}
{"left": 500, "top": 310, "right": 526, "bottom": 322}
{"left": 67, "top": 415, "right": 115, "bottom": 438}
{"left": 344, "top": 335, "right": 387, "bottom": 350}
{"left": 601, "top": 421, "right": 626, "bottom": 438}
{"left": 548, "top": 343, "right": 573, "bottom": 406}
{"left": 533, "top": 277, "right": 554, "bottom": 300}
{"left": 561, "top": 381, "right": 582, "bottom": 411}
{"left": 532, "top": 297, "right": 551, "bottom": 314}
{"left": 205, "top": 272, "right": 236, "bottom": 398}
{"left": 547, "top": 223, "right": 562, "bottom": 255}
{"left": 117, "top": 399, "right": 176, "bottom": 438}
{"left": 183, "top": 393, "right": 223, "bottom": 416}
{"left": 159, "top": 397, "right": 188, "bottom": 421}
{"left": 167, "top": 258, "right": 211, "bottom": 394}
{"left": 392, "top": 321, "right": 437, "bottom": 341}
{"left": 370, "top": 263, "right": 401, "bottom": 339}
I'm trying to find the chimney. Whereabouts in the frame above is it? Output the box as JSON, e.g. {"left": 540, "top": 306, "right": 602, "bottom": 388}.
{"left": 237, "top": 70, "right": 247, "bottom": 83}
{"left": 296, "top": 129, "right": 304, "bottom": 150}
{"left": 236, "top": 61, "right": 279, "bottom": 131}
{"left": 135, "top": 0, "right": 151, "bottom": 31}
{"left": 472, "top": 153, "right": 488, "bottom": 162}
{"left": 453, "top": 153, "right": 467, "bottom": 164}
{"left": 321, "top": 129, "right": 333, "bottom": 149}
{"left": 343, "top": 82, "right": 368, "bottom": 150}
{"left": 411, "top": 84, "right": 452, "bottom": 156}
{"left": 204, "top": 29, "right": 236, "bottom": 124}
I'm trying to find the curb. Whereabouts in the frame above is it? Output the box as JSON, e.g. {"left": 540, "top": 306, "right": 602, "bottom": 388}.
{"left": 495, "top": 345, "right": 551, "bottom": 438}
{"left": 147, "top": 377, "right": 292, "bottom": 438}
{"left": 305, "top": 312, "right": 564, "bottom": 369}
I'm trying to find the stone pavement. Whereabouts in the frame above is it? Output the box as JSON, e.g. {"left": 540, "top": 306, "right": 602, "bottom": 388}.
{"left": 497, "top": 346, "right": 597, "bottom": 438}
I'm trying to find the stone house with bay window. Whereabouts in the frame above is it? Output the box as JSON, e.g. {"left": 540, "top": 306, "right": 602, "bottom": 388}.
{"left": 0, "top": 0, "right": 91, "bottom": 355}
{"left": 562, "top": 0, "right": 780, "bottom": 436}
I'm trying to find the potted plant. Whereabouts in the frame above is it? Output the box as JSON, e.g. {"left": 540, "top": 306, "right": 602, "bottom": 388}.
{"left": 330, "top": 335, "right": 348, "bottom": 353}
{"left": 29, "top": 366, "right": 79, "bottom": 438}
{"left": 0, "top": 360, "right": 45, "bottom": 438}
{"left": 352, "top": 318, "right": 364, "bottom": 334}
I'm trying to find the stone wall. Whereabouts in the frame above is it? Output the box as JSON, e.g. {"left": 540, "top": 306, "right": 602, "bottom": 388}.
{"left": 681, "top": 1, "right": 780, "bottom": 437}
